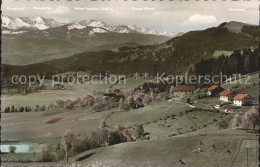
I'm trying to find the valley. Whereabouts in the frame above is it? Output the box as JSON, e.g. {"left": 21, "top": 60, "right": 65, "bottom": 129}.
{"left": 1, "top": 19, "right": 259, "bottom": 167}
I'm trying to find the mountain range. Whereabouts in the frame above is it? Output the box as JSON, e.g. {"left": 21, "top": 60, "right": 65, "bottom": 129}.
{"left": 2, "top": 16, "right": 177, "bottom": 37}
{"left": 2, "top": 16, "right": 177, "bottom": 65}
{"left": 2, "top": 21, "right": 259, "bottom": 77}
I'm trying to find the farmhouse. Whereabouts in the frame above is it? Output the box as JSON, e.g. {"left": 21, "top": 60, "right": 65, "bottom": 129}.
{"left": 176, "top": 85, "right": 195, "bottom": 95}
{"left": 233, "top": 93, "right": 252, "bottom": 106}
{"left": 207, "top": 85, "right": 224, "bottom": 96}
{"left": 219, "top": 90, "right": 234, "bottom": 102}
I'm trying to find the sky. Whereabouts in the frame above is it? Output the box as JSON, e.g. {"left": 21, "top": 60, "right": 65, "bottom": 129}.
{"left": 2, "top": 0, "right": 259, "bottom": 33}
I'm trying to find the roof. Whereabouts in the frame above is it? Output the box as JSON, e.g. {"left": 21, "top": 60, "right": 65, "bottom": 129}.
{"left": 208, "top": 85, "right": 219, "bottom": 91}
{"left": 219, "top": 90, "right": 232, "bottom": 96}
{"left": 233, "top": 94, "right": 248, "bottom": 100}
{"left": 232, "top": 73, "right": 241, "bottom": 77}
{"left": 176, "top": 85, "right": 195, "bottom": 91}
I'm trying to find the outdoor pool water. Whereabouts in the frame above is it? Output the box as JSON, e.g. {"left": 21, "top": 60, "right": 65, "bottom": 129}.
{"left": 1, "top": 144, "right": 29, "bottom": 153}
{"left": 0, "top": 143, "right": 44, "bottom": 153}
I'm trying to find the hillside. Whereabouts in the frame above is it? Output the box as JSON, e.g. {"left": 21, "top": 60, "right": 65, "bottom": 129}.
{"left": 2, "top": 33, "right": 170, "bottom": 65}
{"left": 111, "top": 21, "right": 258, "bottom": 74}
{"left": 2, "top": 21, "right": 259, "bottom": 76}
{"left": 2, "top": 16, "right": 171, "bottom": 65}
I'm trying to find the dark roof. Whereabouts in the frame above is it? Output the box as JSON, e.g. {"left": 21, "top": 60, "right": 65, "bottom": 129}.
{"left": 176, "top": 85, "right": 195, "bottom": 91}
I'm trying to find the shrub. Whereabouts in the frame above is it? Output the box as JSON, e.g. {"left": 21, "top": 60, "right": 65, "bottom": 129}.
{"left": 171, "top": 113, "right": 176, "bottom": 119}
{"left": 232, "top": 112, "right": 243, "bottom": 129}
{"left": 90, "top": 130, "right": 108, "bottom": 148}
{"left": 37, "top": 144, "right": 56, "bottom": 162}
{"left": 213, "top": 118, "right": 218, "bottom": 122}
{"left": 179, "top": 112, "right": 184, "bottom": 117}
{"left": 186, "top": 97, "right": 191, "bottom": 104}
{"left": 107, "top": 130, "right": 127, "bottom": 145}
{"left": 218, "top": 119, "right": 229, "bottom": 129}
{"left": 53, "top": 143, "right": 65, "bottom": 161}
{"left": 135, "top": 125, "right": 144, "bottom": 139}
{"left": 214, "top": 110, "right": 220, "bottom": 113}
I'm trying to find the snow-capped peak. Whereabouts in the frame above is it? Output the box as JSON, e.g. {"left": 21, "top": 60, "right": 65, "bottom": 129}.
{"left": 1, "top": 15, "right": 177, "bottom": 37}
{"left": 127, "top": 25, "right": 176, "bottom": 37}
{"left": 2, "top": 16, "right": 13, "bottom": 28}
{"left": 34, "top": 16, "right": 45, "bottom": 24}
{"left": 128, "top": 25, "right": 140, "bottom": 31}
{"left": 88, "top": 20, "right": 107, "bottom": 27}
{"left": 14, "top": 18, "right": 31, "bottom": 28}
{"left": 1, "top": 16, "right": 63, "bottom": 30}
{"left": 68, "top": 22, "right": 86, "bottom": 30}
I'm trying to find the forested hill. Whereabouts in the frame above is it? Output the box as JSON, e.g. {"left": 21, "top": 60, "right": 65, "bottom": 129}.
{"left": 194, "top": 48, "right": 258, "bottom": 76}
{"left": 111, "top": 21, "right": 258, "bottom": 75}
{"left": 2, "top": 21, "right": 259, "bottom": 77}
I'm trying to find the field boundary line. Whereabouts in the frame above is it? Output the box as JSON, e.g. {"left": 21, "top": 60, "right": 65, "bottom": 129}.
{"left": 228, "top": 138, "right": 243, "bottom": 167}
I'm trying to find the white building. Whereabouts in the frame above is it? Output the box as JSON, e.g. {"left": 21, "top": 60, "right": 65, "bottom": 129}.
{"left": 233, "top": 94, "right": 252, "bottom": 106}
{"left": 219, "top": 90, "right": 233, "bottom": 102}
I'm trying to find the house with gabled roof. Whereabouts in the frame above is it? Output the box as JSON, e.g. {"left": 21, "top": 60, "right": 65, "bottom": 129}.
{"left": 176, "top": 85, "right": 195, "bottom": 95}
{"left": 219, "top": 90, "right": 234, "bottom": 102}
{"left": 233, "top": 93, "right": 252, "bottom": 106}
{"left": 207, "top": 85, "right": 224, "bottom": 96}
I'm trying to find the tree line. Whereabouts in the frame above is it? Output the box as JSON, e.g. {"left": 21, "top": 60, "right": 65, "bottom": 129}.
{"left": 194, "top": 48, "right": 258, "bottom": 76}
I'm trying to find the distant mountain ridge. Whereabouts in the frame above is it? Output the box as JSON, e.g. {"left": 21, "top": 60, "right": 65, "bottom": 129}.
{"left": 1, "top": 16, "right": 177, "bottom": 37}
{"left": 2, "top": 16, "right": 62, "bottom": 30}
{"left": 3, "top": 21, "right": 258, "bottom": 76}
{"left": 2, "top": 16, "right": 172, "bottom": 65}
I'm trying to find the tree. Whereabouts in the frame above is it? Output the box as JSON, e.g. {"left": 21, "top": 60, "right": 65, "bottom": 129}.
{"left": 38, "top": 144, "right": 55, "bottom": 162}
{"left": 186, "top": 97, "right": 191, "bottom": 104}
{"left": 19, "top": 106, "right": 24, "bottom": 112}
{"left": 232, "top": 112, "right": 243, "bottom": 129}
{"left": 243, "top": 106, "right": 259, "bottom": 130}
{"left": 218, "top": 119, "right": 229, "bottom": 129}
{"left": 61, "top": 131, "right": 75, "bottom": 163}
{"left": 107, "top": 130, "right": 127, "bottom": 145}
{"left": 11, "top": 105, "right": 15, "bottom": 113}
{"left": 135, "top": 125, "right": 144, "bottom": 139}
{"left": 9, "top": 145, "right": 16, "bottom": 153}
{"left": 169, "top": 86, "right": 175, "bottom": 93}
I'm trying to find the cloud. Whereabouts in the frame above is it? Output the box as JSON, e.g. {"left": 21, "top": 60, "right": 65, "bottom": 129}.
{"left": 46, "top": 6, "right": 70, "bottom": 15}
{"left": 183, "top": 14, "right": 217, "bottom": 26}
{"left": 180, "top": 14, "right": 222, "bottom": 31}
